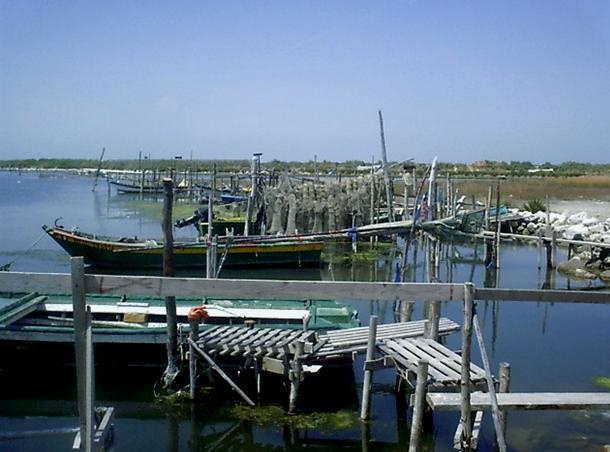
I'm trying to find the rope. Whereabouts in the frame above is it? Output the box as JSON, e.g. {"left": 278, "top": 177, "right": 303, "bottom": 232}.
{"left": 0, "top": 230, "right": 48, "bottom": 270}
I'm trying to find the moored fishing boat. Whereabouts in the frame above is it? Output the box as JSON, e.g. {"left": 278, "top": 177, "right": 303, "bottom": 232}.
{"left": 42, "top": 225, "right": 323, "bottom": 269}
{"left": 0, "top": 292, "right": 359, "bottom": 345}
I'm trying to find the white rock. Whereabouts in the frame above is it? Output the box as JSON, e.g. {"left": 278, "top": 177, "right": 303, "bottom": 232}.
{"left": 563, "top": 224, "right": 589, "bottom": 239}
{"left": 533, "top": 211, "right": 547, "bottom": 222}
{"left": 568, "top": 212, "right": 587, "bottom": 224}
{"left": 582, "top": 217, "right": 599, "bottom": 226}
{"left": 589, "top": 223, "right": 605, "bottom": 233}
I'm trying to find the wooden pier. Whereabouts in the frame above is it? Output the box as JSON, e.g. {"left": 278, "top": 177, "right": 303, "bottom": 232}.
{"left": 1, "top": 267, "right": 609, "bottom": 451}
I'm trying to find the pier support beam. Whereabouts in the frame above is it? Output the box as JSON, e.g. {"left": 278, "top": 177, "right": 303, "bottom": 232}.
{"left": 189, "top": 320, "right": 200, "bottom": 400}
{"left": 288, "top": 340, "right": 305, "bottom": 413}
{"left": 498, "top": 362, "right": 511, "bottom": 437}
{"left": 360, "top": 315, "right": 379, "bottom": 420}
{"left": 459, "top": 283, "right": 475, "bottom": 449}
{"left": 408, "top": 359, "right": 429, "bottom": 452}
{"left": 162, "top": 178, "right": 179, "bottom": 388}
{"left": 71, "top": 257, "right": 95, "bottom": 452}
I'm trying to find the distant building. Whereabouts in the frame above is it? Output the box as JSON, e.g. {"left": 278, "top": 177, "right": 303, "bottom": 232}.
{"left": 356, "top": 164, "right": 382, "bottom": 172}
{"left": 527, "top": 167, "right": 554, "bottom": 174}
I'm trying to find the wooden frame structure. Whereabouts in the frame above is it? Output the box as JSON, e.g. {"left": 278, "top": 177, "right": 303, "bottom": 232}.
{"left": 1, "top": 266, "right": 609, "bottom": 451}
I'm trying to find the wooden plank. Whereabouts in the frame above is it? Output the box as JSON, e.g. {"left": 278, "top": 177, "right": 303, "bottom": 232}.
{"left": 196, "top": 325, "right": 229, "bottom": 342}
{"left": 217, "top": 327, "right": 262, "bottom": 355}
{"left": 0, "top": 295, "right": 47, "bottom": 327}
{"left": 71, "top": 258, "right": 90, "bottom": 452}
{"left": 0, "top": 272, "right": 464, "bottom": 302}
{"left": 427, "top": 392, "right": 610, "bottom": 411}
{"left": 261, "top": 357, "right": 285, "bottom": 375}
{"left": 0, "top": 292, "right": 39, "bottom": 316}
{"left": 426, "top": 339, "right": 486, "bottom": 380}
{"left": 245, "top": 329, "right": 283, "bottom": 356}
{"left": 322, "top": 318, "right": 460, "bottom": 347}
{"left": 475, "top": 288, "right": 610, "bottom": 304}
{"left": 189, "top": 339, "right": 255, "bottom": 406}
{"left": 227, "top": 331, "right": 278, "bottom": 357}
{"left": 394, "top": 339, "right": 463, "bottom": 382}
{"left": 0, "top": 427, "right": 79, "bottom": 440}
{"left": 205, "top": 327, "right": 250, "bottom": 348}
{"left": 275, "top": 331, "right": 305, "bottom": 358}
{"left": 473, "top": 314, "right": 507, "bottom": 452}
{"left": 93, "top": 407, "right": 114, "bottom": 449}
{"left": 223, "top": 328, "right": 262, "bottom": 356}
{"left": 454, "top": 411, "right": 484, "bottom": 450}
{"left": 2, "top": 271, "right": 608, "bottom": 308}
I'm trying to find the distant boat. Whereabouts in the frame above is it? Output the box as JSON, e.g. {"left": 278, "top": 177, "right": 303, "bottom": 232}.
{"left": 42, "top": 225, "right": 323, "bottom": 269}
{"left": 108, "top": 180, "right": 165, "bottom": 194}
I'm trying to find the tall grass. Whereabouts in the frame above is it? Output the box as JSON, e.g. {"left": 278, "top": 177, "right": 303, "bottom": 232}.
{"left": 453, "top": 176, "right": 610, "bottom": 203}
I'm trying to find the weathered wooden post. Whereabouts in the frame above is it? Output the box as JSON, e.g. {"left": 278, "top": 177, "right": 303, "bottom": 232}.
{"left": 551, "top": 229, "right": 557, "bottom": 268}
{"left": 360, "top": 315, "right": 379, "bottom": 420}
{"left": 162, "top": 178, "right": 179, "bottom": 388}
{"left": 212, "top": 236, "right": 218, "bottom": 277}
{"left": 459, "top": 282, "right": 475, "bottom": 449}
{"left": 71, "top": 257, "right": 95, "bottom": 452}
{"left": 288, "top": 340, "right": 305, "bottom": 413}
{"left": 537, "top": 230, "right": 543, "bottom": 269}
{"left": 404, "top": 172, "right": 410, "bottom": 221}
{"left": 408, "top": 359, "right": 429, "bottom": 452}
{"left": 399, "top": 300, "right": 414, "bottom": 323}
{"left": 426, "top": 302, "right": 440, "bottom": 341}
{"left": 378, "top": 110, "right": 394, "bottom": 222}
{"left": 370, "top": 159, "right": 375, "bottom": 246}
{"left": 473, "top": 315, "right": 507, "bottom": 451}
{"left": 207, "top": 164, "right": 215, "bottom": 239}
{"left": 427, "top": 156, "right": 438, "bottom": 220}
{"left": 498, "top": 362, "right": 511, "bottom": 438}
{"left": 545, "top": 240, "right": 553, "bottom": 270}
{"left": 494, "top": 180, "right": 501, "bottom": 269}
{"left": 485, "top": 186, "right": 492, "bottom": 230}
{"left": 189, "top": 319, "right": 200, "bottom": 400}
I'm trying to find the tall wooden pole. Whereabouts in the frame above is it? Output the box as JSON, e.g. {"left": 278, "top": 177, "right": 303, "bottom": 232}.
{"left": 360, "top": 315, "right": 379, "bottom": 420}
{"left": 189, "top": 320, "right": 200, "bottom": 400}
{"left": 408, "top": 359, "right": 429, "bottom": 452}
{"left": 378, "top": 110, "right": 394, "bottom": 222}
{"left": 71, "top": 256, "right": 94, "bottom": 451}
{"left": 244, "top": 155, "right": 257, "bottom": 236}
{"left": 91, "top": 147, "right": 105, "bottom": 192}
{"left": 495, "top": 180, "right": 501, "bottom": 269}
{"left": 459, "top": 282, "right": 475, "bottom": 448}
{"left": 427, "top": 156, "right": 438, "bottom": 220}
{"left": 162, "top": 178, "right": 179, "bottom": 387}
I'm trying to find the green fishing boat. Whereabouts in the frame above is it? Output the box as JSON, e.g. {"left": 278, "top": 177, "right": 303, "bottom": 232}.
{"left": 43, "top": 225, "right": 322, "bottom": 269}
{"left": 0, "top": 292, "right": 359, "bottom": 345}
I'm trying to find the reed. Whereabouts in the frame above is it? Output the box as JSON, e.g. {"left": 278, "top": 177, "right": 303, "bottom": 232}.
{"left": 453, "top": 176, "right": 610, "bottom": 203}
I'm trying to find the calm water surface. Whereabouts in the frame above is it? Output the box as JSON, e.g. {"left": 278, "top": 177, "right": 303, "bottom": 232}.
{"left": 0, "top": 171, "right": 609, "bottom": 451}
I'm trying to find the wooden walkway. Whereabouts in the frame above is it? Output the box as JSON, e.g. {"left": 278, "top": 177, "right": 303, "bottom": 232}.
{"left": 379, "top": 338, "right": 487, "bottom": 387}
{"left": 194, "top": 325, "right": 320, "bottom": 359}
{"left": 316, "top": 318, "right": 460, "bottom": 357}
{"left": 192, "top": 318, "right": 462, "bottom": 362}
{"left": 427, "top": 392, "right": 610, "bottom": 411}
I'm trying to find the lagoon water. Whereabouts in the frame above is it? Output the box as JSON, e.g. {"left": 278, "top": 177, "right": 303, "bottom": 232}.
{"left": 0, "top": 170, "right": 609, "bottom": 451}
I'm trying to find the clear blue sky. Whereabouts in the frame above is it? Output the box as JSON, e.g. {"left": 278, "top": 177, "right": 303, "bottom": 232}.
{"left": 1, "top": 1, "right": 609, "bottom": 163}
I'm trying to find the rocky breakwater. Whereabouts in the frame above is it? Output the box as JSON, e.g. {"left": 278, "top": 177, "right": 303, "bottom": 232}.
{"left": 511, "top": 209, "right": 610, "bottom": 282}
